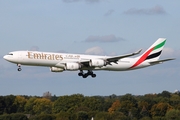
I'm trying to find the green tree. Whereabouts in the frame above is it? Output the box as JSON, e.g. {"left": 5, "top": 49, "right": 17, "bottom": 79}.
{"left": 13, "top": 96, "right": 27, "bottom": 113}
{"left": 138, "top": 101, "right": 150, "bottom": 117}
{"left": 29, "top": 114, "right": 55, "bottom": 120}
{"left": 76, "top": 111, "right": 88, "bottom": 120}
{"left": 118, "top": 94, "right": 139, "bottom": 119}
{"left": 143, "top": 94, "right": 157, "bottom": 109}
{"left": 51, "top": 95, "right": 58, "bottom": 102}
{"left": 151, "top": 102, "right": 172, "bottom": 117}
{"left": 165, "top": 109, "right": 180, "bottom": 120}
{"left": 0, "top": 113, "right": 28, "bottom": 120}
{"left": 24, "top": 97, "right": 36, "bottom": 114}
{"left": 0, "top": 96, "right": 5, "bottom": 115}
{"left": 56, "top": 112, "right": 70, "bottom": 120}
{"left": 3, "top": 95, "right": 16, "bottom": 114}
{"left": 140, "top": 116, "right": 151, "bottom": 120}
{"left": 82, "top": 96, "right": 105, "bottom": 112}
{"left": 152, "top": 116, "right": 165, "bottom": 120}
{"left": 94, "top": 112, "right": 110, "bottom": 120}
{"left": 170, "top": 94, "right": 180, "bottom": 107}
{"left": 33, "top": 98, "right": 52, "bottom": 114}
{"left": 159, "top": 91, "right": 171, "bottom": 98}
{"left": 110, "top": 112, "right": 127, "bottom": 120}
{"left": 74, "top": 106, "right": 90, "bottom": 113}
{"left": 53, "top": 94, "right": 84, "bottom": 113}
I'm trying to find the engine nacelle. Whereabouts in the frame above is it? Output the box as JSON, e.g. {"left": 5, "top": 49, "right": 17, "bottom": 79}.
{"left": 65, "top": 63, "right": 80, "bottom": 71}
{"left": 50, "top": 67, "right": 64, "bottom": 72}
{"left": 89, "top": 59, "right": 106, "bottom": 67}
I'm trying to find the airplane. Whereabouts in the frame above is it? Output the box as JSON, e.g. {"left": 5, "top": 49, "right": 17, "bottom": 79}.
{"left": 3, "top": 38, "right": 174, "bottom": 78}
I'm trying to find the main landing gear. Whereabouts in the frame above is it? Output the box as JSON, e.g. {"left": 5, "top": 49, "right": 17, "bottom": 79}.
{"left": 17, "top": 64, "right": 22, "bottom": 71}
{"left": 78, "top": 70, "right": 96, "bottom": 78}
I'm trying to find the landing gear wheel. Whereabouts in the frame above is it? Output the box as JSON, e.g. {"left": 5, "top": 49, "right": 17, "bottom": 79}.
{"left": 78, "top": 73, "right": 83, "bottom": 76}
{"left": 82, "top": 74, "right": 88, "bottom": 78}
{"left": 78, "top": 70, "right": 96, "bottom": 78}
{"left": 91, "top": 74, "right": 96, "bottom": 78}
{"left": 18, "top": 68, "right": 22, "bottom": 71}
{"left": 78, "top": 70, "right": 84, "bottom": 76}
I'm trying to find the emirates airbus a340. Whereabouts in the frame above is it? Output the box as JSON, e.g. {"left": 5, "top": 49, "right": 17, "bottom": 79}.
{"left": 3, "top": 38, "right": 174, "bottom": 78}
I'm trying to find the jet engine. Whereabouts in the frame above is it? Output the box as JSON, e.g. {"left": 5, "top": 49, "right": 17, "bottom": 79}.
{"left": 50, "top": 67, "right": 64, "bottom": 72}
{"left": 65, "top": 63, "right": 81, "bottom": 71}
{"left": 89, "top": 59, "right": 106, "bottom": 67}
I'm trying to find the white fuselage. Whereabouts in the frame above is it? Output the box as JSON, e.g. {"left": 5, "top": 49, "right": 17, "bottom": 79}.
{"left": 3, "top": 51, "right": 150, "bottom": 71}
{"left": 3, "top": 38, "right": 174, "bottom": 78}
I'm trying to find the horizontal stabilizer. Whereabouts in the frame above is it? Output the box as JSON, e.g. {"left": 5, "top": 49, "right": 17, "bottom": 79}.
{"left": 149, "top": 58, "right": 175, "bottom": 65}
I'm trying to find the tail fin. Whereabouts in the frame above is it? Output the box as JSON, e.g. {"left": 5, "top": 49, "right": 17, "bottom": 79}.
{"left": 131, "top": 38, "right": 166, "bottom": 68}
{"left": 142, "top": 38, "right": 166, "bottom": 62}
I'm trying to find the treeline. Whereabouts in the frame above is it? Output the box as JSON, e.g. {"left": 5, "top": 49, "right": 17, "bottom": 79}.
{"left": 0, "top": 91, "right": 180, "bottom": 120}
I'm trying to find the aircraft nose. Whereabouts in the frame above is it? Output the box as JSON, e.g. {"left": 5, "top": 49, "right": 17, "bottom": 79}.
{"left": 3, "top": 55, "right": 8, "bottom": 60}
{"left": 3, "top": 55, "right": 11, "bottom": 61}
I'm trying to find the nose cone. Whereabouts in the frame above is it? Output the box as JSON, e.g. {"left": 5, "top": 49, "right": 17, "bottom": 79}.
{"left": 3, "top": 55, "right": 13, "bottom": 62}
{"left": 3, "top": 55, "right": 8, "bottom": 60}
{"left": 3, "top": 53, "right": 17, "bottom": 63}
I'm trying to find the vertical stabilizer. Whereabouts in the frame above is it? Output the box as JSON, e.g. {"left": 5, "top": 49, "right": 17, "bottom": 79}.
{"left": 131, "top": 38, "right": 166, "bottom": 68}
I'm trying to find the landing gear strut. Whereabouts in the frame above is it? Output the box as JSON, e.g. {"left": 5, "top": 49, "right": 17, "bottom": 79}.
{"left": 78, "top": 70, "right": 96, "bottom": 78}
{"left": 17, "top": 64, "right": 22, "bottom": 71}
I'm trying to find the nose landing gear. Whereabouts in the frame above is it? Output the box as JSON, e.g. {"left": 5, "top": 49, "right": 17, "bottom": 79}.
{"left": 17, "top": 64, "right": 22, "bottom": 71}
{"left": 78, "top": 70, "right": 96, "bottom": 78}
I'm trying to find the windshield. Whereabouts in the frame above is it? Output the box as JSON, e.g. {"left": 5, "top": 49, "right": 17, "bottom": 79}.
{"left": 8, "top": 53, "right": 13, "bottom": 55}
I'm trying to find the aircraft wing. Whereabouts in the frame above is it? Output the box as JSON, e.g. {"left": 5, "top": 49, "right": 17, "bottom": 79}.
{"left": 80, "top": 49, "right": 142, "bottom": 66}
{"left": 106, "top": 49, "right": 142, "bottom": 63}
{"left": 149, "top": 58, "right": 175, "bottom": 65}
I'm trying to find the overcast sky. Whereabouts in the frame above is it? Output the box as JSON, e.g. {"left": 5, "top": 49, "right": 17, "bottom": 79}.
{"left": 1, "top": 0, "right": 180, "bottom": 96}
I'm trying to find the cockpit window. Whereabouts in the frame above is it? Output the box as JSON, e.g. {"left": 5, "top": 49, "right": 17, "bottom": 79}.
{"left": 8, "top": 53, "right": 13, "bottom": 55}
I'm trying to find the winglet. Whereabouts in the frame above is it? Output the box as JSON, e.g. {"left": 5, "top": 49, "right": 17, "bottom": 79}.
{"left": 133, "top": 49, "right": 142, "bottom": 55}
